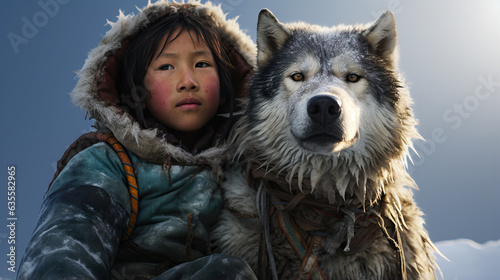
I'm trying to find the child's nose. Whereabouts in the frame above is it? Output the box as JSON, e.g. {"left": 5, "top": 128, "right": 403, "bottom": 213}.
{"left": 177, "top": 69, "right": 198, "bottom": 92}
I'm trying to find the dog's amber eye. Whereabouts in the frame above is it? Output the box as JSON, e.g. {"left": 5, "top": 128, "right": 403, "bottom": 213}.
{"left": 346, "top": 73, "right": 361, "bottom": 83}
{"left": 290, "top": 72, "right": 304, "bottom": 82}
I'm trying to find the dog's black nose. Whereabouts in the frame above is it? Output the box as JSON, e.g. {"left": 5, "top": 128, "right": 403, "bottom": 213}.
{"left": 307, "top": 95, "right": 341, "bottom": 124}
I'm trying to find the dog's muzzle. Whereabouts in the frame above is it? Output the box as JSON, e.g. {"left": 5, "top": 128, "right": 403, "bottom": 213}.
{"left": 291, "top": 95, "right": 345, "bottom": 153}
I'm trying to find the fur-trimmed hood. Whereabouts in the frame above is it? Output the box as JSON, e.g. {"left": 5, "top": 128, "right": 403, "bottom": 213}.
{"left": 70, "top": 0, "right": 255, "bottom": 171}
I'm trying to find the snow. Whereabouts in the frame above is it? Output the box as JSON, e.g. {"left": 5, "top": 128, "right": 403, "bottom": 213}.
{"left": 435, "top": 239, "right": 500, "bottom": 280}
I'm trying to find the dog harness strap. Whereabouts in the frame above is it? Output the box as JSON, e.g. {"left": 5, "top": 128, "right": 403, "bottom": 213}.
{"left": 278, "top": 211, "right": 326, "bottom": 280}
{"left": 308, "top": 261, "right": 327, "bottom": 280}
{"left": 257, "top": 182, "right": 279, "bottom": 280}
{"left": 278, "top": 211, "right": 307, "bottom": 258}
{"left": 300, "top": 236, "right": 327, "bottom": 280}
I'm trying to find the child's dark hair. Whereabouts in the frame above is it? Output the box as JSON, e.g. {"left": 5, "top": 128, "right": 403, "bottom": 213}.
{"left": 118, "top": 5, "right": 234, "bottom": 129}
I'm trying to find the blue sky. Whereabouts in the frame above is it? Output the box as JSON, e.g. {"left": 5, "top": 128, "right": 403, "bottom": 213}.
{"left": 1, "top": 0, "right": 499, "bottom": 278}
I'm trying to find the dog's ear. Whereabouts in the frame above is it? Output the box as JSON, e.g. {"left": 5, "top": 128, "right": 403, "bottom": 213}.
{"left": 257, "top": 9, "right": 291, "bottom": 65}
{"left": 362, "top": 11, "right": 398, "bottom": 65}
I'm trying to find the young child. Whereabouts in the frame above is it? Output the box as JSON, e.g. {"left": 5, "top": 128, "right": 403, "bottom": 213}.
{"left": 18, "top": 1, "right": 256, "bottom": 279}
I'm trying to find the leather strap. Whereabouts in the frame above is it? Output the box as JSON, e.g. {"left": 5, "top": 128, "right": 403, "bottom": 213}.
{"left": 278, "top": 211, "right": 327, "bottom": 280}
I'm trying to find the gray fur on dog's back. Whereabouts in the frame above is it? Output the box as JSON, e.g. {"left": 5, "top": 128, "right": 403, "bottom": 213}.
{"left": 212, "top": 9, "right": 442, "bottom": 280}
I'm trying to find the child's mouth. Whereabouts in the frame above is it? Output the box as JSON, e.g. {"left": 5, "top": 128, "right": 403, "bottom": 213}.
{"left": 176, "top": 98, "right": 201, "bottom": 109}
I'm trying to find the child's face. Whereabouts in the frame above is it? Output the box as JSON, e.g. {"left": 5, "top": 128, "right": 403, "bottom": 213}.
{"left": 144, "top": 30, "right": 220, "bottom": 132}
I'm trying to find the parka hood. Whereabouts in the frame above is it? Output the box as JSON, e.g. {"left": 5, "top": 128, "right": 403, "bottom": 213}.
{"left": 70, "top": 0, "right": 256, "bottom": 172}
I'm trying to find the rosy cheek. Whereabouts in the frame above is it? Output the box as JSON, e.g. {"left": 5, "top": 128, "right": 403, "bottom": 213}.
{"left": 203, "top": 76, "right": 220, "bottom": 104}
{"left": 147, "top": 83, "right": 172, "bottom": 113}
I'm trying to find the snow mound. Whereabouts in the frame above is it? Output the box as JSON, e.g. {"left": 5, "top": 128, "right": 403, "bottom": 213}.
{"left": 435, "top": 239, "right": 500, "bottom": 280}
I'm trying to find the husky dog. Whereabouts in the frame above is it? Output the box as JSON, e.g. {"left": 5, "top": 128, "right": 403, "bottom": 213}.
{"left": 212, "top": 9, "right": 441, "bottom": 280}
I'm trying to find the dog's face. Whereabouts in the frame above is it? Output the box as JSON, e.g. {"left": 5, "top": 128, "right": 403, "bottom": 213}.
{"left": 246, "top": 10, "right": 414, "bottom": 159}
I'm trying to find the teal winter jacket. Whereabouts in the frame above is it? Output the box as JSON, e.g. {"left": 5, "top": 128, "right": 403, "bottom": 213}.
{"left": 19, "top": 142, "right": 242, "bottom": 279}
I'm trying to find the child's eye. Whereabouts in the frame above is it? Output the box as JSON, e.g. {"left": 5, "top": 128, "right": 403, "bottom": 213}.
{"left": 158, "top": 64, "right": 174, "bottom": 70}
{"left": 196, "top": 62, "right": 210, "bottom": 68}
